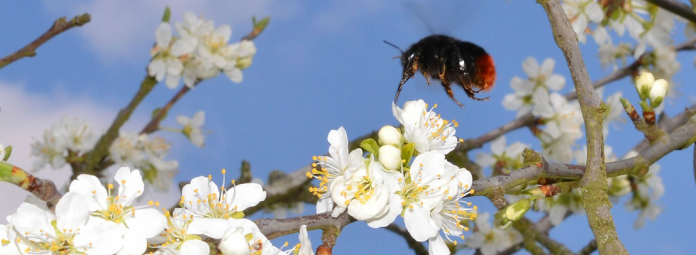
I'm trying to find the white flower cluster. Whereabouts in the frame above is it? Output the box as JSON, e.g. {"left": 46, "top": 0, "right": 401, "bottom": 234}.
{"left": 562, "top": 0, "right": 681, "bottom": 80}
{"left": 502, "top": 58, "right": 627, "bottom": 164}
{"left": 148, "top": 12, "right": 257, "bottom": 89}
{"left": 31, "top": 117, "right": 97, "bottom": 171}
{"left": 110, "top": 133, "right": 179, "bottom": 191}
{"left": 502, "top": 57, "right": 565, "bottom": 118}
{"left": 0, "top": 167, "right": 312, "bottom": 255}
{"left": 476, "top": 136, "right": 528, "bottom": 174}
{"left": 308, "top": 100, "right": 475, "bottom": 255}
{"left": 501, "top": 57, "right": 583, "bottom": 163}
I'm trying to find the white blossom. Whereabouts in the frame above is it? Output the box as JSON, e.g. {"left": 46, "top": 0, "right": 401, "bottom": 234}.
{"left": 475, "top": 136, "right": 528, "bottom": 172}
{"left": 177, "top": 111, "right": 207, "bottom": 147}
{"left": 308, "top": 127, "right": 364, "bottom": 215}
{"left": 392, "top": 100, "right": 459, "bottom": 154}
{"left": 502, "top": 58, "right": 565, "bottom": 118}
{"left": 394, "top": 151, "right": 472, "bottom": 242}
{"left": 9, "top": 192, "right": 125, "bottom": 254}
{"left": 538, "top": 94, "right": 583, "bottom": 163}
{"left": 68, "top": 167, "right": 167, "bottom": 255}
{"left": 329, "top": 156, "right": 401, "bottom": 226}
{"left": 31, "top": 117, "right": 96, "bottom": 171}
{"left": 561, "top": 0, "right": 604, "bottom": 43}
{"left": 182, "top": 175, "right": 266, "bottom": 239}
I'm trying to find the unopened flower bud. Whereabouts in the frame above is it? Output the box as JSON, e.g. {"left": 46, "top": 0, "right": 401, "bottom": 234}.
{"left": 649, "top": 79, "right": 668, "bottom": 108}
{"left": 378, "top": 125, "right": 402, "bottom": 146}
{"left": 635, "top": 72, "right": 654, "bottom": 101}
{"left": 219, "top": 228, "right": 250, "bottom": 255}
{"left": 505, "top": 199, "right": 531, "bottom": 221}
{"left": 378, "top": 145, "right": 402, "bottom": 170}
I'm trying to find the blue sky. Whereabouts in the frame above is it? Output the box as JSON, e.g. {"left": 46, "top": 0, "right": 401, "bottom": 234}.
{"left": 1, "top": 1, "right": 695, "bottom": 254}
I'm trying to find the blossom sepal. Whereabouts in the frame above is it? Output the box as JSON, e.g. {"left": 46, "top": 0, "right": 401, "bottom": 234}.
{"left": 360, "top": 138, "right": 380, "bottom": 157}
{"left": 1, "top": 145, "right": 10, "bottom": 161}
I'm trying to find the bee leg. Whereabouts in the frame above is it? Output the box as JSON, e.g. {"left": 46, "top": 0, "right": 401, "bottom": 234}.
{"left": 442, "top": 81, "right": 464, "bottom": 107}
{"left": 460, "top": 74, "right": 489, "bottom": 101}
{"left": 422, "top": 72, "right": 431, "bottom": 85}
{"left": 463, "top": 86, "right": 490, "bottom": 101}
{"left": 395, "top": 72, "right": 414, "bottom": 104}
{"left": 439, "top": 57, "right": 447, "bottom": 82}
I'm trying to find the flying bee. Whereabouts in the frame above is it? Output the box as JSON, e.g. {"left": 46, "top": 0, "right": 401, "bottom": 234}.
{"left": 385, "top": 35, "right": 496, "bottom": 107}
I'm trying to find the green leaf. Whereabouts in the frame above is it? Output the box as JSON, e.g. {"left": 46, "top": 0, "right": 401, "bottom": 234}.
{"left": 360, "top": 138, "right": 380, "bottom": 157}
{"left": 2, "top": 145, "right": 11, "bottom": 161}
{"left": 162, "top": 6, "right": 171, "bottom": 23}
{"left": 401, "top": 143, "right": 415, "bottom": 166}
{"left": 253, "top": 16, "right": 270, "bottom": 31}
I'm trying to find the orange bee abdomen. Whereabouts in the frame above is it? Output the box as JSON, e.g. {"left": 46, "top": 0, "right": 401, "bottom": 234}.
{"left": 474, "top": 54, "right": 496, "bottom": 91}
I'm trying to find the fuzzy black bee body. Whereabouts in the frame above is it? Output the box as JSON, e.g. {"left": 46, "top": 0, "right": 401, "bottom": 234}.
{"left": 388, "top": 35, "right": 496, "bottom": 107}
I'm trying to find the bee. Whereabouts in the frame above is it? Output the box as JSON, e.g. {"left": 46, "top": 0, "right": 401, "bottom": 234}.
{"left": 385, "top": 35, "right": 496, "bottom": 107}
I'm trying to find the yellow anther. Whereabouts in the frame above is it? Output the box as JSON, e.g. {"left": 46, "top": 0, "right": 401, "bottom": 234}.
{"left": 222, "top": 169, "right": 226, "bottom": 174}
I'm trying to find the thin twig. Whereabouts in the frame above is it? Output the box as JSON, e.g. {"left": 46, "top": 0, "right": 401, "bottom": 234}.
{"left": 0, "top": 14, "right": 91, "bottom": 69}
{"left": 385, "top": 224, "right": 429, "bottom": 255}
{"left": 646, "top": 0, "right": 696, "bottom": 24}
{"left": 578, "top": 239, "right": 598, "bottom": 255}
{"left": 140, "top": 85, "right": 192, "bottom": 134}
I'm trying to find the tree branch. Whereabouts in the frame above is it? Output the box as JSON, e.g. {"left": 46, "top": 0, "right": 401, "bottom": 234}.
{"left": 646, "top": 0, "right": 696, "bottom": 24}
{"left": 0, "top": 13, "right": 91, "bottom": 69}
{"left": 83, "top": 76, "right": 158, "bottom": 175}
{"left": 0, "top": 162, "right": 62, "bottom": 210}
{"left": 473, "top": 113, "right": 696, "bottom": 196}
{"left": 539, "top": 1, "right": 626, "bottom": 254}
{"left": 255, "top": 212, "right": 353, "bottom": 240}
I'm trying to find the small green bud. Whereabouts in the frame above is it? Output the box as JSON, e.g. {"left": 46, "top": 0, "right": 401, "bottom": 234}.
{"left": 505, "top": 199, "right": 531, "bottom": 221}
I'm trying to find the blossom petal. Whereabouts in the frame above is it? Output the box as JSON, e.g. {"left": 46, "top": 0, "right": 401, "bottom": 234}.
{"left": 189, "top": 218, "right": 231, "bottom": 239}
{"left": 522, "top": 57, "right": 539, "bottom": 77}
{"left": 316, "top": 197, "right": 333, "bottom": 214}
{"left": 226, "top": 183, "right": 266, "bottom": 211}
{"left": 404, "top": 207, "right": 439, "bottom": 242}
{"left": 179, "top": 239, "right": 211, "bottom": 255}
{"left": 55, "top": 192, "right": 90, "bottom": 231}
{"left": 428, "top": 235, "right": 450, "bottom": 255}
